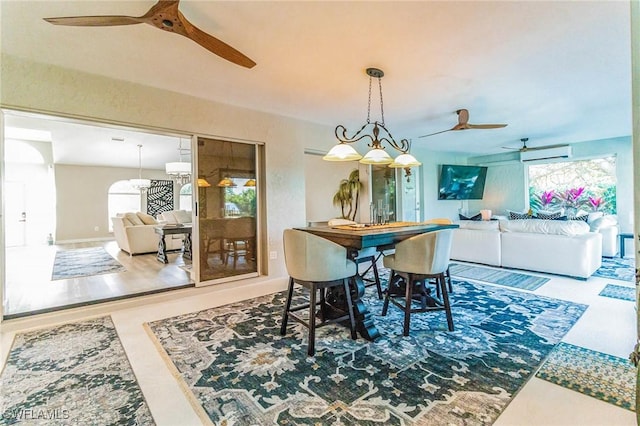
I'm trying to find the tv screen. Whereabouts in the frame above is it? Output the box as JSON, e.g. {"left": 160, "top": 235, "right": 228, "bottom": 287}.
{"left": 438, "top": 164, "right": 488, "bottom": 200}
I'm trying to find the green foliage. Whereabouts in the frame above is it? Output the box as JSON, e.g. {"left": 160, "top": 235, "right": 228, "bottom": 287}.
{"left": 226, "top": 189, "right": 256, "bottom": 216}
{"left": 333, "top": 169, "right": 362, "bottom": 220}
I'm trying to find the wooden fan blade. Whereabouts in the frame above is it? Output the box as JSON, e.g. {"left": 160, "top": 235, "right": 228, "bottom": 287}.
{"left": 418, "top": 129, "right": 452, "bottom": 138}
{"left": 467, "top": 124, "right": 508, "bottom": 129}
{"left": 44, "top": 16, "right": 141, "bottom": 26}
{"left": 178, "top": 12, "right": 256, "bottom": 68}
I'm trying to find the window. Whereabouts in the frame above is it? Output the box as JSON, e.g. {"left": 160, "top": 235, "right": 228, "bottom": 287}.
{"left": 179, "top": 183, "right": 192, "bottom": 211}
{"left": 528, "top": 156, "right": 616, "bottom": 215}
{"left": 108, "top": 180, "right": 143, "bottom": 231}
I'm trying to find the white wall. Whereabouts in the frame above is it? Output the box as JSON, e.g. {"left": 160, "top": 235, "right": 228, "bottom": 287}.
{"left": 304, "top": 153, "right": 357, "bottom": 223}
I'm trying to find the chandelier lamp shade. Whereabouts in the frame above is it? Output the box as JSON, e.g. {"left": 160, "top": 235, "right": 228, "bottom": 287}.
{"left": 166, "top": 139, "right": 191, "bottom": 185}
{"left": 217, "top": 176, "right": 236, "bottom": 187}
{"left": 130, "top": 144, "right": 151, "bottom": 192}
{"left": 323, "top": 68, "right": 421, "bottom": 169}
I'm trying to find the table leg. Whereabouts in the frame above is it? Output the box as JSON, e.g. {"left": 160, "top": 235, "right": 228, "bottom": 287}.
{"left": 183, "top": 233, "right": 192, "bottom": 260}
{"left": 325, "top": 275, "right": 381, "bottom": 341}
{"left": 157, "top": 235, "right": 169, "bottom": 264}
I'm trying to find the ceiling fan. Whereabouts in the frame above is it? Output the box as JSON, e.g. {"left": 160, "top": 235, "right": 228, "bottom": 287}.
{"left": 418, "top": 109, "right": 507, "bottom": 138}
{"left": 502, "top": 138, "right": 566, "bottom": 152}
{"left": 43, "top": 0, "right": 256, "bottom": 69}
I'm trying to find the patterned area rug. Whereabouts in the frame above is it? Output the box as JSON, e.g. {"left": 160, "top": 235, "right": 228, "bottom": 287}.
{"left": 51, "top": 247, "right": 126, "bottom": 280}
{"left": 0, "top": 316, "right": 154, "bottom": 424}
{"left": 146, "top": 281, "right": 586, "bottom": 425}
{"left": 599, "top": 284, "right": 636, "bottom": 302}
{"left": 593, "top": 257, "right": 635, "bottom": 282}
{"left": 448, "top": 263, "right": 550, "bottom": 291}
{"left": 536, "top": 342, "right": 636, "bottom": 411}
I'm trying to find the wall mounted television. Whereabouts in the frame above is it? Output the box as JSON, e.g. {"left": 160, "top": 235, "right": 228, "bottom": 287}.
{"left": 438, "top": 164, "right": 488, "bottom": 200}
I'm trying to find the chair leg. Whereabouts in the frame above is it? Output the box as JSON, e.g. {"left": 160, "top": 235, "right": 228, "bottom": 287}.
{"left": 439, "top": 273, "right": 454, "bottom": 332}
{"left": 372, "top": 260, "right": 382, "bottom": 299}
{"left": 280, "top": 277, "right": 295, "bottom": 336}
{"left": 403, "top": 273, "right": 414, "bottom": 336}
{"left": 446, "top": 266, "right": 453, "bottom": 293}
{"left": 307, "top": 284, "right": 317, "bottom": 356}
{"left": 381, "top": 270, "right": 394, "bottom": 316}
{"left": 342, "top": 279, "right": 357, "bottom": 340}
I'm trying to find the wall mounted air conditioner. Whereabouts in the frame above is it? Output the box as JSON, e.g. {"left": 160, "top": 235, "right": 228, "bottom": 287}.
{"left": 520, "top": 145, "right": 572, "bottom": 162}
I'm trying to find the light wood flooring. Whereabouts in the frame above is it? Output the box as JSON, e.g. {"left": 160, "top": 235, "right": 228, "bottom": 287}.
{"left": 3, "top": 240, "right": 194, "bottom": 318}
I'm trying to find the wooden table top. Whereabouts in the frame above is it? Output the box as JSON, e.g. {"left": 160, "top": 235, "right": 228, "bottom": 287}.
{"left": 295, "top": 222, "right": 458, "bottom": 250}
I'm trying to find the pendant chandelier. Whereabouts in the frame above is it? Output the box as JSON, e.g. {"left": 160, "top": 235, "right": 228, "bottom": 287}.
{"left": 130, "top": 144, "right": 151, "bottom": 192}
{"left": 217, "top": 141, "right": 237, "bottom": 187}
{"left": 323, "top": 68, "right": 421, "bottom": 169}
{"left": 165, "top": 138, "right": 191, "bottom": 185}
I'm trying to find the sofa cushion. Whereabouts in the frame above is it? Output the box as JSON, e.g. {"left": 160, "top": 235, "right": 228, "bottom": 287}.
{"left": 136, "top": 212, "right": 158, "bottom": 225}
{"left": 500, "top": 219, "right": 590, "bottom": 236}
{"left": 589, "top": 215, "right": 618, "bottom": 231}
{"left": 457, "top": 220, "right": 500, "bottom": 231}
{"left": 124, "top": 212, "right": 144, "bottom": 226}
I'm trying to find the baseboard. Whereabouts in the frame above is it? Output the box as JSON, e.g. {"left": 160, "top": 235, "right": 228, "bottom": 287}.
{"left": 54, "top": 237, "right": 115, "bottom": 244}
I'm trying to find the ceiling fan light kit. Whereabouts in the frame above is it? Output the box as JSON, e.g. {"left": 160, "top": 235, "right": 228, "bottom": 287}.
{"left": 323, "top": 68, "right": 421, "bottom": 171}
{"left": 43, "top": 0, "right": 256, "bottom": 68}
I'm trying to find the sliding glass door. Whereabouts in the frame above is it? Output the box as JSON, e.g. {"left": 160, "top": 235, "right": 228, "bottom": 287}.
{"left": 195, "top": 137, "right": 260, "bottom": 283}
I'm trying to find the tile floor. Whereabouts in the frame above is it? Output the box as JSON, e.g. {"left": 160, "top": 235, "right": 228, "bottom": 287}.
{"left": 0, "top": 263, "right": 636, "bottom": 425}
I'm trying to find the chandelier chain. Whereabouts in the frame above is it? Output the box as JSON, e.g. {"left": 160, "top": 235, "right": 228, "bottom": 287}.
{"left": 366, "top": 75, "right": 372, "bottom": 124}
{"left": 378, "top": 76, "right": 385, "bottom": 126}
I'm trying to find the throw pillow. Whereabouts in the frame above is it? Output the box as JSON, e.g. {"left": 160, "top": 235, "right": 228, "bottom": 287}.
{"left": 569, "top": 214, "right": 589, "bottom": 222}
{"left": 536, "top": 211, "right": 562, "bottom": 220}
{"left": 136, "top": 212, "right": 157, "bottom": 225}
{"left": 459, "top": 212, "right": 482, "bottom": 221}
{"left": 509, "top": 211, "right": 531, "bottom": 220}
{"left": 124, "top": 212, "right": 144, "bottom": 226}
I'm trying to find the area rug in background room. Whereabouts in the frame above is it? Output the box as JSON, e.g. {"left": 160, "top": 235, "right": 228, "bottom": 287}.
{"left": 599, "top": 283, "right": 636, "bottom": 302}
{"left": 536, "top": 342, "right": 636, "bottom": 411}
{"left": 448, "top": 262, "right": 550, "bottom": 291}
{"left": 51, "top": 246, "right": 126, "bottom": 280}
{"left": 146, "top": 281, "right": 586, "bottom": 425}
{"left": 0, "top": 316, "right": 154, "bottom": 425}
{"left": 593, "top": 257, "right": 635, "bottom": 282}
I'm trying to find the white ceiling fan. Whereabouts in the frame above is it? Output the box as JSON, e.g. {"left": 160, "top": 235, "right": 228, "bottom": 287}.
{"left": 502, "top": 138, "right": 567, "bottom": 152}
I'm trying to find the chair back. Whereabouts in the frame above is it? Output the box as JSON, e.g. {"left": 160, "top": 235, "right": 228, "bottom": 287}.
{"left": 391, "top": 229, "right": 453, "bottom": 275}
{"left": 224, "top": 217, "right": 255, "bottom": 239}
{"left": 423, "top": 218, "right": 453, "bottom": 225}
{"left": 283, "top": 229, "right": 356, "bottom": 282}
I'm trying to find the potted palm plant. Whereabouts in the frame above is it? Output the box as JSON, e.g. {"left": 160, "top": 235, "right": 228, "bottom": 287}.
{"left": 332, "top": 169, "right": 361, "bottom": 221}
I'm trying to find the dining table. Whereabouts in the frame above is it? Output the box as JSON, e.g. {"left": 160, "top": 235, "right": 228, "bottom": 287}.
{"left": 295, "top": 221, "right": 459, "bottom": 341}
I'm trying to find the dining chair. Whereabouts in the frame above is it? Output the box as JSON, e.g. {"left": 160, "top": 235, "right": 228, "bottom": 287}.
{"left": 327, "top": 218, "right": 383, "bottom": 299}
{"left": 223, "top": 217, "right": 255, "bottom": 268}
{"left": 281, "top": 229, "right": 358, "bottom": 356}
{"left": 381, "top": 229, "right": 454, "bottom": 336}
{"left": 423, "top": 218, "right": 454, "bottom": 296}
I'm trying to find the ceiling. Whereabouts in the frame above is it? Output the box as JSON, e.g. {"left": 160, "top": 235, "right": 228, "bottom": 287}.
{"left": 1, "top": 0, "right": 633, "bottom": 164}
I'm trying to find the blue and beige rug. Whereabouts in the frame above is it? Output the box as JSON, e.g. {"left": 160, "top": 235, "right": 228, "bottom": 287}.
{"left": 536, "top": 342, "right": 636, "bottom": 411}
{"left": 51, "top": 247, "right": 126, "bottom": 280}
{"left": 599, "top": 284, "right": 636, "bottom": 302}
{"left": 593, "top": 257, "right": 635, "bottom": 283}
{"left": 449, "top": 262, "right": 550, "bottom": 291}
{"left": 0, "top": 316, "right": 154, "bottom": 424}
{"left": 146, "top": 281, "right": 586, "bottom": 425}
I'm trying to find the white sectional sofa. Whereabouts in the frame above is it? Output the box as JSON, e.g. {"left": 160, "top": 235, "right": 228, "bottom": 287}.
{"left": 112, "top": 211, "right": 189, "bottom": 255}
{"left": 451, "top": 219, "right": 603, "bottom": 279}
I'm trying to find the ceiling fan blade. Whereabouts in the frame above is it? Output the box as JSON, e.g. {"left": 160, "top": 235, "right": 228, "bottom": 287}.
{"left": 467, "top": 124, "right": 508, "bottom": 129}
{"left": 44, "top": 16, "right": 141, "bottom": 26}
{"left": 418, "top": 129, "right": 452, "bottom": 138}
{"left": 527, "top": 143, "right": 567, "bottom": 151}
{"left": 501, "top": 146, "right": 520, "bottom": 151}
{"left": 178, "top": 12, "right": 256, "bottom": 68}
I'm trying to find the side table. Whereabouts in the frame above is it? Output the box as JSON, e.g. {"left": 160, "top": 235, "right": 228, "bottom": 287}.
{"left": 619, "top": 233, "right": 634, "bottom": 258}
